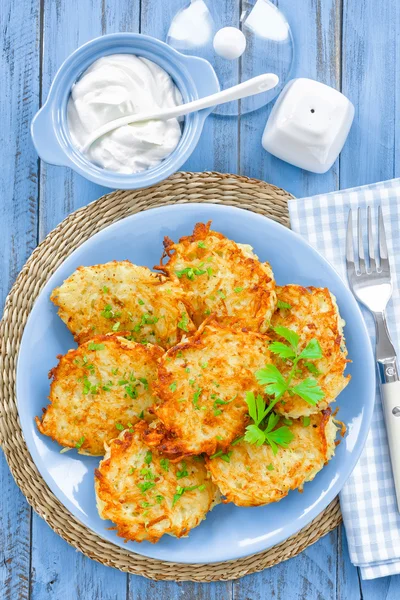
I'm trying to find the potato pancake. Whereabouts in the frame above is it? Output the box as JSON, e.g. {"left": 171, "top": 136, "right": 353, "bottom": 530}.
{"left": 152, "top": 320, "right": 272, "bottom": 457}
{"left": 206, "top": 410, "right": 338, "bottom": 506}
{"left": 155, "top": 222, "right": 276, "bottom": 331}
{"left": 35, "top": 335, "right": 163, "bottom": 456}
{"left": 269, "top": 285, "right": 350, "bottom": 419}
{"left": 50, "top": 261, "right": 195, "bottom": 349}
{"left": 95, "top": 422, "right": 219, "bottom": 543}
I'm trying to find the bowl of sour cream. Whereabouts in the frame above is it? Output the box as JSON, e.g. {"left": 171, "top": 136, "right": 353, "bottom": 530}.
{"left": 31, "top": 33, "right": 219, "bottom": 189}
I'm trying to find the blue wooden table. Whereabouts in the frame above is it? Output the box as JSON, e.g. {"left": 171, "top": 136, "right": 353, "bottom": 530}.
{"left": 1, "top": 0, "right": 400, "bottom": 598}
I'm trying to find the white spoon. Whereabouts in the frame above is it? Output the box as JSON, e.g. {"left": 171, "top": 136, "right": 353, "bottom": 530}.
{"left": 81, "top": 73, "right": 279, "bottom": 152}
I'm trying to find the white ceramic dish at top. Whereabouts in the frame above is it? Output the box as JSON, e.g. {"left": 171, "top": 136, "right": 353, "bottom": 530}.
{"left": 16, "top": 204, "right": 375, "bottom": 564}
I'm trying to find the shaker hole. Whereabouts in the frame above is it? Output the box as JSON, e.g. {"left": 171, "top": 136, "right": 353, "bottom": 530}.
{"left": 310, "top": 109, "right": 315, "bottom": 113}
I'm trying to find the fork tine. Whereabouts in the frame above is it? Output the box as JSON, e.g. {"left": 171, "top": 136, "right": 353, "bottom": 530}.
{"left": 378, "top": 205, "right": 390, "bottom": 272}
{"left": 367, "top": 206, "right": 376, "bottom": 271}
{"left": 346, "top": 209, "right": 356, "bottom": 279}
{"left": 357, "top": 207, "right": 366, "bottom": 273}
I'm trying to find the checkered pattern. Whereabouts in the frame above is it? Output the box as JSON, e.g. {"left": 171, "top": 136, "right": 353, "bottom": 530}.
{"left": 289, "top": 179, "right": 400, "bottom": 580}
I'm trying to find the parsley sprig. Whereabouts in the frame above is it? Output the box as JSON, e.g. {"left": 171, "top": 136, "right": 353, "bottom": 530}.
{"left": 257, "top": 327, "right": 325, "bottom": 411}
{"left": 243, "top": 328, "right": 325, "bottom": 454}
{"left": 244, "top": 392, "right": 294, "bottom": 453}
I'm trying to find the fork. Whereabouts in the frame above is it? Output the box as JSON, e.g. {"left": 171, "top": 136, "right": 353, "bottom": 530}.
{"left": 346, "top": 206, "right": 400, "bottom": 511}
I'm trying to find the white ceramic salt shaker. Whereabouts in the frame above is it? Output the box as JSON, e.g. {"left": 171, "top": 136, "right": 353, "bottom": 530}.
{"left": 262, "top": 78, "right": 354, "bottom": 173}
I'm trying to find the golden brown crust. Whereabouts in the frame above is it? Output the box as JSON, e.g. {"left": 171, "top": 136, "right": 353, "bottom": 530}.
{"left": 95, "top": 422, "right": 219, "bottom": 543}
{"left": 270, "top": 285, "right": 351, "bottom": 418}
{"left": 35, "top": 335, "right": 163, "bottom": 455}
{"left": 205, "top": 410, "right": 338, "bottom": 507}
{"left": 152, "top": 320, "right": 272, "bottom": 457}
{"left": 50, "top": 260, "right": 195, "bottom": 349}
{"left": 155, "top": 222, "right": 277, "bottom": 331}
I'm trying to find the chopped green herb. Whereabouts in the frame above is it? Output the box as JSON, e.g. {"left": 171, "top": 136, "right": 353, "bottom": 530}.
{"left": 75, "top": 436, "right": 85, "bottom": 449}
{"left": 198, "top": 241, "right": 206, "bottom": 248}
{"left": 169, "top": 382, "right": 177, "bottom": 392}
{"left": 192, "top": 387, "right": 202, "bottom": 410}
{"left": 139, "top": 377, "right": 148, "bottom": 390}
{"left": 204, "top": 309, "right": 211, "bottom": 315}
{"left": 137, "top": 481, "right": 156, "bottom": 494}
{"left": 185, "top": 367, "right": 190, "bottom": 373}
{"left": 172, "top": 483, "right": 204, "bottom": 506}
{"left": 177, "top": 312, "right": 189, "bottom": 332}
{"left": 144, "top": 450, "right": 152, "bottom": 465}
{"left": 200, "top": 362, "right": 208, "bottom": 369}
{"left": 87, "top": 342, "right": 105, "bottom": 351}
{"left": 112, "top": 321, "right": 120, "bottom": 332}
{"left": 111, "top": 368, "right": 119, "bottom": 376}
{"left": 160, "top": 458, "right": 170, "bottom": 472}
{"left": 124, "top": 384, "right": 138, "bottom": 399}
{"left": 220, "top": 452, "right": 232, "bottom": 463}
{"left": 267, "top": 463, "right": 274, "bottom": 471}
{"left": 234, "top": 287, "right": 243, "bottom": 293}
{"left": 277, "top": 300, "right": 292, "bottom": 310}
{"left": 138, "top": 410, "right": 144, "bottom": 419}
{"left": 206, "top": 267, "right": 213, "bottom": 277}
{"left": 128, "top": 466, "right": 135, "bottom": 475}
{"left": 176, "top": 462, "right": 189, "bottom": 479}
{"left": 101, "top": 304, "right": 121, "bottom": 320}
{"left": 217, "top": 290, "right": 226, "bottom": 299}
{"left": 115, "top": 423, "right": 124, "bottom": 431}
{"left": 102, "top": 286, "right": 109, "bottom": 293}
{"left": 138, "top": 299, "right": 145, "bottom": 305}
{"left": 155, "top": 495, "right": 164, "bottom": 504}
{"left": 302, "top": 416, "right": 311, "bottom": 427}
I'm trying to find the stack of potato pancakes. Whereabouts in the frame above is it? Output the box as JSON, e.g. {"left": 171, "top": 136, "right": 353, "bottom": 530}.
{"left": 36, "top": 222, "right": 349, "bottom": 543}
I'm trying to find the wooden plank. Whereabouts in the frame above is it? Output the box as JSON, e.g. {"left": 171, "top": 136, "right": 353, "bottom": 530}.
{"left": 128, "top": 578, "right": 232, "bottom": 600}
{"left": 30, "top": 1, "right": 141, "bottom": 598}
{"left": 236, "top": 0, "right": 342, "bottom": 595}
{"left": 341, "top": 0, "right": 400, "bottom": 596}
{"left": 233, "top": 532, "right": 338, "bottom": 600}
{"left": 0, "top": 0, "right": 41, "bottom": 598}
{"left": 336, "top": 525, "right": 362, "bottom": 600}
{"left": 341, "top": 0, "right": 397, "bottom": 187}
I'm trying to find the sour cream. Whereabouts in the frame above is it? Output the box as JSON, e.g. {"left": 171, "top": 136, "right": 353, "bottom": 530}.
{"left": 67, "top": 54, "right": 183, "bottom": 174}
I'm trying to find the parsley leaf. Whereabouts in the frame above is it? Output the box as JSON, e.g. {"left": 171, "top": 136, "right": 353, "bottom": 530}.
{"left": 244, "top": 424, "right": 266, "bottom": 446}
{"left": 269, "top": 341, "right": 296, "bottom": 360}
{"left": 291, "top": 378, "right": 324, "bottom": 405}
{"left": 255, "top": 364, "right": 287, "bottom": 398}
{"left": 198, "top": 241, "right": 206, "bottom": 248}
{"left": 265, "top": 426, "right": 295, "bottom": 455}
{"left": 273, "top": 325, "right": 299, "bottom": 349}
{"left": 304, "top": 361, "right": 320, "bottom": 376}
{"left": 299, "top": 339, "right": 323, "bottom": 360}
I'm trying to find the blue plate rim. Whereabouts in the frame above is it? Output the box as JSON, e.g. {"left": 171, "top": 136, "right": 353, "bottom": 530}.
{"left": 16, "top": 202, "right": 375, "bottom": 564}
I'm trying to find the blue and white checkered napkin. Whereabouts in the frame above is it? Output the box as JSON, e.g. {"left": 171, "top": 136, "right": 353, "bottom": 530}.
{"left": 289, "top": 178, "right": 400, "bottom": 580}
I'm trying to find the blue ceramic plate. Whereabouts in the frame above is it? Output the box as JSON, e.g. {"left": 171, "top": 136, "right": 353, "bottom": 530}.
{"left": 17, "top": 204, "right": 375, "bottom": 564}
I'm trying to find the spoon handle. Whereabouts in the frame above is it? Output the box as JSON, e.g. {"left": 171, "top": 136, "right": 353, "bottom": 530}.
{"left": 82, "top": 73, "right": 279, "bottom": 152}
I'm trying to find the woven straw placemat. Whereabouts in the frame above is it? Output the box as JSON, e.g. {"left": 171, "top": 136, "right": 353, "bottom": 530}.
{"left": 0, "top": 171, "right": 341, "bottom": 582}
